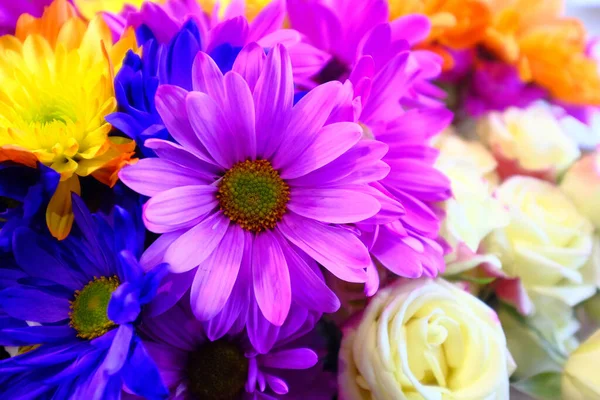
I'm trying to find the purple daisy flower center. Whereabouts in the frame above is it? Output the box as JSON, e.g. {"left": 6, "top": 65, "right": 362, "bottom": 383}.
{"left": 186, "top": 340, "right": 249, "bottom": 400}
{"left": 314, "top": 57, "right": 350, "bottom": 85}
{"left": 68, "top": 275, "right": 120, "bottom": 340}
{"left": 217, "top": 159, "right": 290, "bottom": 232}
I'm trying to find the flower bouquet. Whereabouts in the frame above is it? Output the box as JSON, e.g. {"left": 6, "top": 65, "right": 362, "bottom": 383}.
{"left": 1, "top": 0, "right": 600, "bottom": 399}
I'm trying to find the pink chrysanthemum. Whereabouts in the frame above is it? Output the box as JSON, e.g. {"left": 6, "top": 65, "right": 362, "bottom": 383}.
{"left": 119, "top": 44, "right": 391, "bottom": 351}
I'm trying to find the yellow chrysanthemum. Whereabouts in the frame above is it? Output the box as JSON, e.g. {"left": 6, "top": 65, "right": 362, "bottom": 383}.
{"left": 73, "top": 0, "right": 164, "bottom": 20}
{"left": 0, "top": 0, "right": 137, "bottom": 240}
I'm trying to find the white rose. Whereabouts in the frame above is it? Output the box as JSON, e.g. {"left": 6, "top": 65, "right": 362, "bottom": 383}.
{"left": 477, "top": 103, "right": 580, "bottom": 180}
{"left": 339, "top": 279, "right": 514, "bottom": 400}
{"left": 485, "top": 176, "right": 595, "bottom": 296}
{"left": 561, "top": 152, "right": 600, "bottom": 230}
{"left": 434, "top": 132, "right": 509, "bottom": 274}
{"left": 562, "top": 329, "right": 600, "bottom": 400}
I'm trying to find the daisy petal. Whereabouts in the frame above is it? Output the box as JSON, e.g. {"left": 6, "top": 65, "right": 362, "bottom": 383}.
{"left": 233, "top": 42, "right": 266, "bottom": 92}
{"left": 186, "top": 92, "right": 235, "bottom": 169}
{"left": 145, "top": 139, "right": 221, "bottom": 179}
{"left": 155, "top": 85, "right": 212, "bottom": 163}
{"left": 290, "top": 140, "right": 389, "bottom": 187}
{"left": 280, "top": 122, "right": 361, "bottom": 179}
{"left": 144, "top": 185, "right": 218, "bottom": 233}
{"left": 280, "top": 240, "right": 340, "bottom": 313}
{"left": 252, "top": 230, "right": 291, "bottom": 326}
{"left": 147, "top": 269, "right": 195, "bottom": 317}
{"left": 260, "top": 348, "right": 318, "bottom": 369}
{"left": 278, "top": 214, "right": 369, "bottom": 282}
{"left": 247, "top": 300, "right": 280, "bottom": 354}
{"left": 254, "top": 43, "right": 293, "bottom": 159}
{"left": 164, "top": 212, "right": 230, "bottom": 273}
{"left": 272, "top": 81, "right": 343, "bottom": 170}
{"left": 190, "top": 224, "right": 246, "bottom": 321}
{"left": 248, "top": 0, "right": 286, "bottom": 42}
{"left": 372, "top": 227, "right": 423, "bottom": 278}
{"left": 224, "top": 71, "right": 256, "bottom": 160}
{"left": 287, "top": 187, "right": 380, "bottom": 224}
{"left": 191, "top": 51, "right": 226, "bottom": 103}
{"left": 119, "top": 159, "right": 208, "bottom": 197}
{"left": 0, "top": 287, "right": 69, "bottom": 323}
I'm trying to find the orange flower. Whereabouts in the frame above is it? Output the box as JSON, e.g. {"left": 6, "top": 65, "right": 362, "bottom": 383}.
{"left": 389, "top": 0, "right": 491, "bottom": 68}
{"left": 483, "top": 0, "right": 600, "bottom": 106}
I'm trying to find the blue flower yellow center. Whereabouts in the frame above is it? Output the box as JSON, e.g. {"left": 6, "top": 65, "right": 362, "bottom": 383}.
{"left": 217, "top": 160, "right": 289, "bottom": 232}
{"left": 186, "top": 340, "right": 248, "bottom": 400}
{"left": 69, "top": 275, "right": 120, "bottom": 340}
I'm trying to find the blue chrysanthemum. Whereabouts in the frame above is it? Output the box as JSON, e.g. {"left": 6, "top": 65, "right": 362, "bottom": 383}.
{"left": 108, "top": 20, "right": 241, "bottom": 157}
{"left": 0, "top": 162, "right": 58, "bottom": 252}
{"left": 0, "top": 195, "right": 168, "bottom": 399}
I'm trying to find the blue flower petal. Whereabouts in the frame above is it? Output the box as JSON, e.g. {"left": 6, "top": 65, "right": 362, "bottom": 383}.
{"left": 13, "top": 227, "right": 85, "bottom": 290}
{"left": 121, "top": 336, "right": 169, "bottom": 399}
{"left": 0, "top": 286, "right": 70, "bottom": 323}
{"left": 107, "top": 282, "right": 141, "bottom": 325}
{"left": 103, "top": 324, "right": 133, "bottom": 375}
{"left": 0, "top": 325, "right": 73, "bottom": 347}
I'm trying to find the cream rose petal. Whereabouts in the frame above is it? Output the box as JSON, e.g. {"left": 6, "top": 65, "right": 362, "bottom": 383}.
{"left": 339, "top": 279, "right": 513, "bottom": 400}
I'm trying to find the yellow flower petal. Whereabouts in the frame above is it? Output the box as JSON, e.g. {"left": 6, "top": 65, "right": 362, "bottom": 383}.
{"left": 46, "top": 175, "right": 81, "bottom": 240}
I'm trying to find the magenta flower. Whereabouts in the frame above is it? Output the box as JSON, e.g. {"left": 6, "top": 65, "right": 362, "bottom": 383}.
{"left": 346, "top": 45, "right": 453, "bottom": 294}
{"left": 140, "top": 301, "right": 334, "bottom": 399}
{"left": 286, "top": 0, "right": 453, "bottom": 293}
{"left": 463, "top": 61, "right": 546, "bottom": 117}
{"left": 286, "top": 0, "right": 443, "bottom": 101}
{"left": 119, "top": 44, "right": 388, "bottom": 349}
{"left": 105, "top": 0, "right": 293, "bottom": 47}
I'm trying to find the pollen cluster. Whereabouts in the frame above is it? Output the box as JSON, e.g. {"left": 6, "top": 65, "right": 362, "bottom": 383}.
{"left": 217, "top": 159, "right": 290, "bottom": 233}
{"left": 69, "top": 275, "right": 120, "bottom": 340}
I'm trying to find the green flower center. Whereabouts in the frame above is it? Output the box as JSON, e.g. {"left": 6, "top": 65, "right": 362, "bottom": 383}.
{"left": 186, "top": 340, "right": 249, "bottom": 400}
{"left": 28, "top": 99, "right": 77, "bottom": 126}
{"left": 217, "top": 160, "right": 290, "bottom": 232}
{"left": 69, "top": 275, "right": 120, "bottom": 340}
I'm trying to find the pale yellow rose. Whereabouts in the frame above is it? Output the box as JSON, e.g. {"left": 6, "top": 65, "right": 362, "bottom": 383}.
{"left": 562, "top": 329, "right": 600, "bottom": 399}
{"left": 477, "top": 104, "right": 580, "bottom": 180}
{"left": 338, "top": 279, "right": 515, "bottom": 400}
{"left": 485, "top": 177, "right": 595, "bottom": 299}
{"left": 434, "top": 132, "right": 509, "bottom": 274}
{"left": 561, "top": 152, "right": 600, "bottom": 230}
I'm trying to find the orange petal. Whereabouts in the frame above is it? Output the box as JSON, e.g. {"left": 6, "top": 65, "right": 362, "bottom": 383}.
{"left": 90, "top": 137, "right": 137, "bottom": 187}
{"left": 46, "top": 175, "right": 81, "bottom": 241}
{"left": 0, "top": 145, "right": 39, "bottom": 168}
{"left": 16, "top": 0, "right": 79, "bottom": 48}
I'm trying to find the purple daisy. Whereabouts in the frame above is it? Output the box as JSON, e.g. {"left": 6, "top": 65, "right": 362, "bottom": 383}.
{"left": 138, "top": 301, "right": 333, "bottom": 400}
{"left": 119, "top": 43, "right": 389, "bottom": 349}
